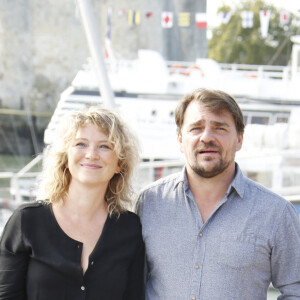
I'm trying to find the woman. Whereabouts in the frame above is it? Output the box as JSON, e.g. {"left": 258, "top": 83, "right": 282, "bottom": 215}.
{"left": 0, "top": 107, "right": 145, "bottom": 299}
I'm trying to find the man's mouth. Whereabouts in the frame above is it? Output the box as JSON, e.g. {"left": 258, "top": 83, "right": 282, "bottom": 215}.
{"left": 198, "top": 149, "right": 219, "bottom": 154}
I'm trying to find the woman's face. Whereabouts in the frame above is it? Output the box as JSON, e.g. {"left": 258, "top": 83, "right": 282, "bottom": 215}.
{"left": 67, "top": 124, "right": 120, "bottom": 188}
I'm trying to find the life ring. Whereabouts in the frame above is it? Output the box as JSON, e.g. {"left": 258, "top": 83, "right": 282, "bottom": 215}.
{"left": 169, "top": 64, "right": 205, "bottom": 77}
{"left": 182, "top": 65, "right": 205, "bottom": 77}
{"left": 169, "top": 64, "right": 186, "bottom": 75}
{"left": 244, "top": 73, "right": 257, "bottom": 78}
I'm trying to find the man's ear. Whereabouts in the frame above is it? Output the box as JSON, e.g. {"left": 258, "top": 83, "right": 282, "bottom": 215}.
{"left": 177, "top": 132, "right": 184, "bottom": 153}
{"left": 236, "top": 132, "right": 243, "bottom": 152}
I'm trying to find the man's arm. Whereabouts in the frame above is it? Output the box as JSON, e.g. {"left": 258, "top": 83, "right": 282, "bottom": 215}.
{"left": 271, "top": 202, "right": 300, "bottom": 298}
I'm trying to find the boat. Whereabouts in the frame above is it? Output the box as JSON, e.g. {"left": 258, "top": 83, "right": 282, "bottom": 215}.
{"left": 7, "top": 46, "right": 300, "bottom": 213}
{"left": 4, "top": 1, "right": 300, "bottom": 216}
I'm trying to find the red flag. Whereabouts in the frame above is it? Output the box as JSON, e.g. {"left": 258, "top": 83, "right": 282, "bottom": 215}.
{"left": 280, "top": 10, "right": 290, "bottom": 26}
{"left": 146, "top": 12, "right": 153, "bottom": 18}
{"left": 161, "top": 12, "right": 173, "bottom": 28}
{"left": 195, "top": 13, "right": 207, "bottom": 29}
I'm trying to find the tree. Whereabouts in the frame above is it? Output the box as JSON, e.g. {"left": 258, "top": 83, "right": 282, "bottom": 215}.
{"left": 208, "top": 0, "right": 300, "bottom": 65}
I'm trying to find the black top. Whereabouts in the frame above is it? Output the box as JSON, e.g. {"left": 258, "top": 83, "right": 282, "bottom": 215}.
{"left": 0, "top": 202, "right": 145, "bottom": 300}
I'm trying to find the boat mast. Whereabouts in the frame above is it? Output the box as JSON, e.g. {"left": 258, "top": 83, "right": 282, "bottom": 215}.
{"left": 75, "top": 0, "right": 115, "bottom": 108}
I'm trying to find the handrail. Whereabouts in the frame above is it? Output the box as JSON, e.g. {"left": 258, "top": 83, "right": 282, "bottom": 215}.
{"left": 165, "top": 60, "right": 292, "bottom": 80}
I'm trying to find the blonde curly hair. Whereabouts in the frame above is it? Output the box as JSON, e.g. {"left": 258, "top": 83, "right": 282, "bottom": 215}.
{"left": 37, "top": 106, "right": 140, "bottom": 216}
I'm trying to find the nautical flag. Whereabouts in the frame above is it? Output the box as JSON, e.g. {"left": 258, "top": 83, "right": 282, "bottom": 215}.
{"left": 145, "top": 12, "right": 153, "bottom": 18}
{"left": 161, "top": 12, "right": 173, "bottom": 28}
{"left": 118, "top": 8, "right": 126, "bottom": 16}
{"left": 195, "top": 12, "right": 207, "bottom": 28}
{"left": 128, "top": 10, "right": 140, "bottom": 25}
{"left": 241, "top": 11, "right": 254, "bottom": 28}
{"left": 280, "top": 10, "right": 290, "bottom": 26}
{"left": 178, "top": 12, "right": 190, "bottom": 27}
{"left": 259, "top": 10, "right": 271, "bottom": 38}
{"left": 105, "top": 7, "right": 114, "bottom": 60}
{"left": 218, "top": 11, "right": 232, "bottom": 24}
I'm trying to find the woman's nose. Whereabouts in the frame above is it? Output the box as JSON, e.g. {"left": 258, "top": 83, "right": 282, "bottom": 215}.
{"left": 85, "top": 147, "right": 100, "bottom": 159}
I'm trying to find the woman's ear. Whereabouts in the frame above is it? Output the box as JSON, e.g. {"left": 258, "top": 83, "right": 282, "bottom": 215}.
{"left": 116, "top": 165, "right": 121, "bottom": 174}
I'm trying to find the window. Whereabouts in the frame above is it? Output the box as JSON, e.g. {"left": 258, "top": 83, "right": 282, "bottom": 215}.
{"left": 251, "top": 116, "right": 270, "bottom": 125}
{"left": 276, "top": 115, "right": 289, "bottom": 123}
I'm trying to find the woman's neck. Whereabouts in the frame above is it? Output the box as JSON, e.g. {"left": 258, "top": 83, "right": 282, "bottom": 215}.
{"left": 61, "top": 181, "right": 108, "bottom": 220}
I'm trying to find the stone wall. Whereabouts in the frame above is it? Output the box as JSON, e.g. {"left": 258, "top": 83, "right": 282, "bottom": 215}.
{"left": 0, "top": 0, "right": 207, "bottom": 110}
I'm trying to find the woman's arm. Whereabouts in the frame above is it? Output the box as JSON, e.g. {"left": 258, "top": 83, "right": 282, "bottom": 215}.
{"left": 0, "top": 208, "right": 29, "bottom": 299}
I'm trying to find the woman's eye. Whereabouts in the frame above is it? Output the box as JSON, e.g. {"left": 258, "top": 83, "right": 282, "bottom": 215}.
{"left": 75, "top": 142, "right": 86, "bottom": 147}
{"left": 99, "top": 144, "right": 111, "bottom": 150}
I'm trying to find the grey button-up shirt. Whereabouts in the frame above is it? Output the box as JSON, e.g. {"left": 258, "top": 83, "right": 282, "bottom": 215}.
{"left": 137, "top": 164, "right": 300, "bottom": 300}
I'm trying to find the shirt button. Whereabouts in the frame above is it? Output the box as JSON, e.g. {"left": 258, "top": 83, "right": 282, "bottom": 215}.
{"left": 195, "top": 265, "right": 199, "bottom": 269}
{"left": 81, "top": 286, "right": 85, "bottom": 291}
{"left": 77, "top": 244, "right": 80, "bottom": 248}
{"left": 192, "top": 296, "right": 196, "bottom": 300}
{"left": 90, "top": 261, "right": 94, "bottom": 266}
{"left": 199, "top": 232, "right": 203, "bottom": 237}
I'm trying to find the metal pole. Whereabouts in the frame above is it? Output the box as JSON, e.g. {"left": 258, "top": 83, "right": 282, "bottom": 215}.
{"left": 76, "top": 0, "right": 115, "bottom": 108}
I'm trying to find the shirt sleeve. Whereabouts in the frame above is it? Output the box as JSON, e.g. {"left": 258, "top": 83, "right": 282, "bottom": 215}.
{"left": 271, "top": 202, "right": 300, "bottom": 298}
{"left": 123, "top": 222, "right": 145, "bottom": 300}
{"left": 0, "top": 209, "right": 29, "bottom": 299}
{"left": 134, "top": 192, "right": 144, "bottom": 215}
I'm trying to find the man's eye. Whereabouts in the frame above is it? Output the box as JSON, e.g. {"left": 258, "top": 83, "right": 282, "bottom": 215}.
{"left": 216, "top": 127, "right": 226, "bottom": 131}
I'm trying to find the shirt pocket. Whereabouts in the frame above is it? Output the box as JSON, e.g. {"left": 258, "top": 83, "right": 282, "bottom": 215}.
{"left": 217, "top": 233, "right": 257, "bottom": 269}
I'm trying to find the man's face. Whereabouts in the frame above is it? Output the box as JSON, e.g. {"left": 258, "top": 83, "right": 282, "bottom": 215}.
{"left": 178, "top": 101, "right": 243, "bottom": 178}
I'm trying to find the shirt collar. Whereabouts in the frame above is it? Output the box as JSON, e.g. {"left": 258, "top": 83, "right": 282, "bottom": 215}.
{"left": 225, "top": 163, "right": 245, "bottom": 199}
{"left": 173, "top": 167, "right": 186, "bottom": 190}
{"left": 174, "top": 163, "right": 246, "bottom": 199}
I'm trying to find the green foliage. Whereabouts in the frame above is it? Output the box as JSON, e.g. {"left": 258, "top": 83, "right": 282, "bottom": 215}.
{"left": 208, "top": 0, "right": 300, "bottom": 65}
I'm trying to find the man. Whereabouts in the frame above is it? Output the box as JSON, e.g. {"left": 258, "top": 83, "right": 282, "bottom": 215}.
{"left": 137, "top": 88, "right": 300, "bottom": 300}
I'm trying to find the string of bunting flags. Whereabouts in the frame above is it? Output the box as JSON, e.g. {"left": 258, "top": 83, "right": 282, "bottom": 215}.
{"left": 220, "top": 10, "right": 291, "bottom": 26}
{"left": 218, "top": 10, "right": 292, "bottom": 37}
{"left": 119, "top": 9, "right": 208, "bottom": 28}
{"left": 117, "top": 8, "right": 293, "bottom": 35}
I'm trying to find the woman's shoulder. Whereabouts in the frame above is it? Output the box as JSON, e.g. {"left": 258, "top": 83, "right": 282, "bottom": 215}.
{"left": 1, "top": 201, "right": 51, "bottom": 241}
{"left": 119, "top": 210, "right": 140, "bottom": 220}
{"left": 16, "top": 200, "right": 49, "bottom": 212}
{"left": 112, "top": 210, "right": 141, "bottom": 227}
{"left": 11, "top": 200, "right": 51, "bottom": 221}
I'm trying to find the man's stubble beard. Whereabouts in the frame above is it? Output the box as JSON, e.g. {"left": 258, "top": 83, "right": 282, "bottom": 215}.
{"left": 189, "top": 156, "right": 231, "bottom": 178}
{"left": 189, "top": 143, "right": 231, "bottom": 178}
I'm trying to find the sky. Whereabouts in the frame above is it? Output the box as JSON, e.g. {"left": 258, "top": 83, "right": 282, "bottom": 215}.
{"left": 207, "top": 0, "right": 300, "bottom": 27}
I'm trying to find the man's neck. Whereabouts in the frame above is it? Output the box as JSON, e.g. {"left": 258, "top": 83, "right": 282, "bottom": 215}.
{"left": 186, "top": 164, "right": 236, "bottom": 222}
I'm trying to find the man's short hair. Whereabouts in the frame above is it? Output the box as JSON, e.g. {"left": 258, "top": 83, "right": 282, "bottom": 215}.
{"left": 175, "top": 88, "right": 245, "bottom": 134}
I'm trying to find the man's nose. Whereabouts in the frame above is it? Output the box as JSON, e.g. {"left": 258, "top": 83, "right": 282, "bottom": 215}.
{"left": 199, "top": 127, "right": 214, "bottom": 143}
